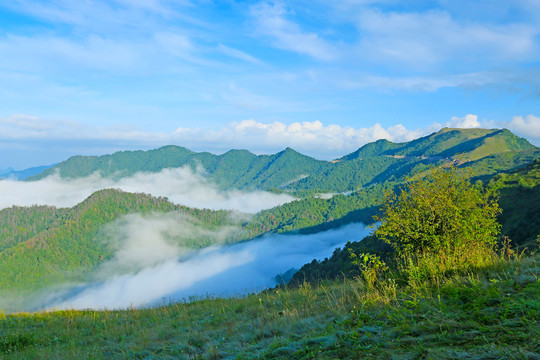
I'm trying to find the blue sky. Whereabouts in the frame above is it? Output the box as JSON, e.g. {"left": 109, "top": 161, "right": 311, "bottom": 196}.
{"left": 1, "top": 0, "right": 539, "bottom": 169}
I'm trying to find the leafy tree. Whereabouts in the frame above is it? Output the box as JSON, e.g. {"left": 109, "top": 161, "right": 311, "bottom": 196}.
{"left": 374, "top": 166, "right": 501, "bottom": 257}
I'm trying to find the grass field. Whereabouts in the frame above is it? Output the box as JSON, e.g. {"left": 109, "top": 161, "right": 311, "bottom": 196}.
{"left": 1, "top": 252, "right": 538, "bottom": 359}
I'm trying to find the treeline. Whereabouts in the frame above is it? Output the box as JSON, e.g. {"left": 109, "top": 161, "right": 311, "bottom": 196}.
{"left": 490, "top": 158, "right": 540, "bottom": 247}
{"left": 0, "top": 206, "right": 67, "bottom": 252}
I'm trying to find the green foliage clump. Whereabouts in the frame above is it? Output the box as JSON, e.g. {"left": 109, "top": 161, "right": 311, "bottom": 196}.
{"left": 289, "top": 236, "right": 392, "bottom": 286}
{"left": 375, "top": 166, "right": 501, "bottom": 256}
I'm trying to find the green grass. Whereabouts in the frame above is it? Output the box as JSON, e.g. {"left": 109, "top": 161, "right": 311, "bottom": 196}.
{"left": 1, "top": 253, "right": 538, "bottom": 359}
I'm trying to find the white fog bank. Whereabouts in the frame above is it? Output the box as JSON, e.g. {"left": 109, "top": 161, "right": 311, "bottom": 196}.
{"left": 49, "top": 223, "right": 371, "bottom": 310}
{"left": 0, "top": 167, "right": 295, "bottom": 213}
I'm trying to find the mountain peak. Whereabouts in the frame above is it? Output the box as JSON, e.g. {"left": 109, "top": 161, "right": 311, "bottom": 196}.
{"left": 341, "top": 138, "right": 399, "bottom": 160}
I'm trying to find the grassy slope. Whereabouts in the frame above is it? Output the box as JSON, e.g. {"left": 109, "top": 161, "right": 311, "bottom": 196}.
{"left": 1, "top": 255, "right": 538, "bottom": 359}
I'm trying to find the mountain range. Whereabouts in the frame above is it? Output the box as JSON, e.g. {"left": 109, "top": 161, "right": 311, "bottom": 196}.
{"left": 1, "top": 127, "right": 539, "bottom": 307}
{"left": 27, "top": 128, "right": 540, "bottom": 195}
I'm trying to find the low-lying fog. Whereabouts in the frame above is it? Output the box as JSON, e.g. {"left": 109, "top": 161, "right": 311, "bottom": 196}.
{"left": 46, "top": 223, "right": 370, "bottom": 310}
{"left": 0, "top": 167, "right": 295, "bottom": 213}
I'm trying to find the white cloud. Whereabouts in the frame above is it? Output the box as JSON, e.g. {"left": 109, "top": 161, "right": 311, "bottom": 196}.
{"left": 0, "top": 167, "right": 295, "bottom": 213}
{"left": 446, "top": 114, "right": 481, "bottom": 129}
{"left": 218, "top": 44, "right": 262, "bottom": 64}
{"left": 96, "top": 212, "right": 242, "bottom": 277}
{"left": 504, "top": 115, "right": 540, "bottom": 138}
{"left": 249, "top": 2, "right": 337, "bottom": 61}
{"left": 0, "top": 115, "right": 475, "bottom": 160}
{"left": 2, "top": 0, "right": 192, "bottom": 31}
{"left": 206, "top": 119, "right": 424, "bottom": 156}
{"left": 338, "top": 71, "right": 505, "bottom": 92}
{"left": 0, "top": 115, "right": 169, "bottom": 142}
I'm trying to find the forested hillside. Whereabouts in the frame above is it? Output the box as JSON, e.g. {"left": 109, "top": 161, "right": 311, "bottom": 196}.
{"left": 0, "top": 189, "right": 245, "bottom": 293}
{"left": 0, "top": 184, "right": 388, "bottom": 294}
{"left": 491, "top": 158, "right": 540, "bottom": 247}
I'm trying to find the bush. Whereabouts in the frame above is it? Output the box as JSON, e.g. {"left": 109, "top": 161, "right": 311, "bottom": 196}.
{"left": 375, "top": 166, "right": 501, "bottom": 255}
{"left": 374, "top": 166, "right": 502, "bottom": 285}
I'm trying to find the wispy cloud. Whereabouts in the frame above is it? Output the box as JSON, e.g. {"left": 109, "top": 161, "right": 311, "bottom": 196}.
{"left": 249, "top": 2, "right": 337, "bottom": 61}
{"left": 336, "top": 71, "right": 506, "bottom": 92}
{"left": 218, "top": 44, "right": 263, "bottom": 65}
{"left": 2, "top": 0, "right": 195, "bottom": 31}
{"left": 0, "top": 0, "right": 539, "bottom": 167}
{"left": 353, "top": 9, "right": 538, "bottom": 69}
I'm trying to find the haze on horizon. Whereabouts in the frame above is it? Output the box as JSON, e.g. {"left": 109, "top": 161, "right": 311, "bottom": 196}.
{"left": 0, "top": 1, "right": 539, "bottom": 169}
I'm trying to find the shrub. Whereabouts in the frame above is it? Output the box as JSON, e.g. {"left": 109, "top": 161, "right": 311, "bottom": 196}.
{"left": 374, "top": 166, "right": 501, "bottom": 256}
{"left": 374, "top": 166, "right": 502, "bottom": 285}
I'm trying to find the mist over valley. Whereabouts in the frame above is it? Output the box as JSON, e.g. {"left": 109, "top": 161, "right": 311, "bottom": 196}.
{"left": 44, "top": 223, "right": 370, "bottom": 310}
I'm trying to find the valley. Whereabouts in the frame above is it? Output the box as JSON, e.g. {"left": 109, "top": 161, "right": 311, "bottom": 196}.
{"left": 0, "top": 128, "right": 539, "bottom": 358}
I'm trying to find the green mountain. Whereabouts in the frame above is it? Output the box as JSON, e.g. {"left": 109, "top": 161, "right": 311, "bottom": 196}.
{"left": 0, "top": 189, "right": 246, "bottom": 293}
{"left": 28, "top": 128, "right": 540, "bottom": 195}
{"left": 1, "top": 128, "right": 539, "bottom": 358}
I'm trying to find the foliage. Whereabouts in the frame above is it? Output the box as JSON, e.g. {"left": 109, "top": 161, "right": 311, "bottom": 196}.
{"left": 374, "top": 166, "right": 501, "bottom": 256}
{"left": 289, "top": 236, "right": 392, "bottom": 286}
{"left": 0, "top": 206, "right": 67, "bottom": 252}
{"left": 290, "top": 158, "right": 540, "bottom": 286}
{"left": 349, "top": 251, "right": 389, "bottom": 290}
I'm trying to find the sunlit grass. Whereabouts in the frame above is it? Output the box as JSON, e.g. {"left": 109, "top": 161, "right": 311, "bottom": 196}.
{"left": 1, "top": 251, "right": 538, "bottom": 359}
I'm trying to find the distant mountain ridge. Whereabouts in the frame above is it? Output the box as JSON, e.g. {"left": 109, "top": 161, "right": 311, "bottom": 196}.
{"left": 27, "top": 128, "right": 540, "bottom": 193}
{"left": 0, "top": 164, "right": 55, "bottom": 180}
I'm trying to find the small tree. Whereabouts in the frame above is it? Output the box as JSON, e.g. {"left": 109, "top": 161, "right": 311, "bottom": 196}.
{"left": 374, "top": 166, "right": 501, "bottom": 259}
